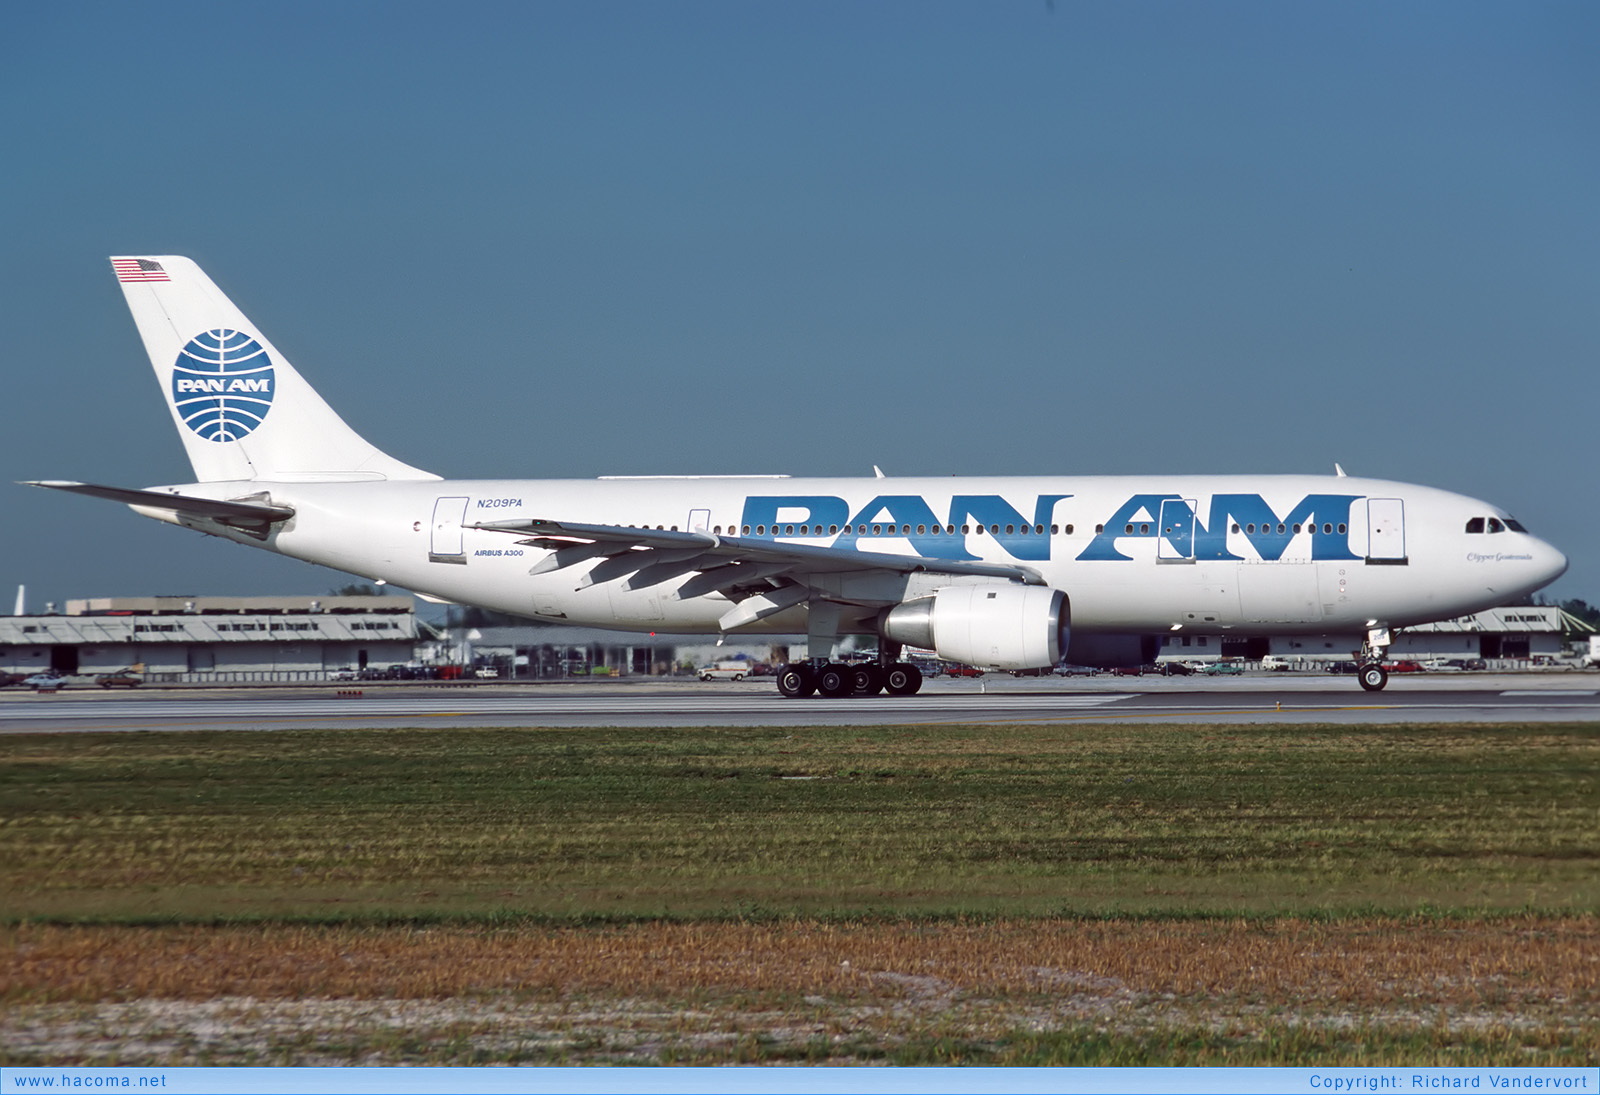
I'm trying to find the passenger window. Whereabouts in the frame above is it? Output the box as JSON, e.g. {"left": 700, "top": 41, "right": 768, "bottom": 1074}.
{"left": 1065, "top": 524, "right": 1073, "bottom": 535}
{"left": 1465, "top": 517, "right": 1484, "bottom": 534}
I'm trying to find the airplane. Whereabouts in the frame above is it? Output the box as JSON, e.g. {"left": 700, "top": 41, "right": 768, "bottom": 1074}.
{"left": 26, "top": 256, "right": 1569, "bottom": 697}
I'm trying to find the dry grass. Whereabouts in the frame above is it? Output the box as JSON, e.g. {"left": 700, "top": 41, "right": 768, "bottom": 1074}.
{"left": 4, "top": 917, "right": 1596, "bottom": 1064}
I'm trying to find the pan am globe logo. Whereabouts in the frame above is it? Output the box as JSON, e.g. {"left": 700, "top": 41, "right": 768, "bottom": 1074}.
{"left": 171, "top": 329, "right": 275, "bottom": 442}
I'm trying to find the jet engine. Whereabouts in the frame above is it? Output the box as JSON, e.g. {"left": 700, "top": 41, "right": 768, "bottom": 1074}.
{"left": 880, "top": 584, "right": 1068, "bottom": 671}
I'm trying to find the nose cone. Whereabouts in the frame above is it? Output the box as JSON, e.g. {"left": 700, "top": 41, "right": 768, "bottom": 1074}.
{"left": 1535, "top": 538, "right": 1570, "bottom": 589}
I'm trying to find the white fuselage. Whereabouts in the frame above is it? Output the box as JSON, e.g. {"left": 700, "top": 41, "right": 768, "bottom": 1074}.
{"left": 145, "top": 472, "right": 1569, "bottom": 640}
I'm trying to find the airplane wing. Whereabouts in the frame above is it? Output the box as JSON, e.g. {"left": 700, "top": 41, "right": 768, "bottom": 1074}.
{"left": 469, "top": 517, "right": 1043, "bottom": 629}
{"left": 25, "top": 480, "right": 294, "bottom": 538}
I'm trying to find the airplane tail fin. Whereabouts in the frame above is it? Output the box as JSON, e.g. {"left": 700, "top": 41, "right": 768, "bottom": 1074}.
{"left": 110, "top": 256, "right": 438, "bottom": 483}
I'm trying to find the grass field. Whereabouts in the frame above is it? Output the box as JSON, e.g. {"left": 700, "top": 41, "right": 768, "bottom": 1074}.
{"left": 2, "top": 722, "right": 1596, "bottom": 1064}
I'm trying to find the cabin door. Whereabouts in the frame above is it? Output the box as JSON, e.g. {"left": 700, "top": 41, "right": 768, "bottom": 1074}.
{"left": 429, "top": 496, "right": 470, "bottom": 564}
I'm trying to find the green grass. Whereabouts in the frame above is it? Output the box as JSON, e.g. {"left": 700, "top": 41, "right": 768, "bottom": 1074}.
{"left": 2, "top": 722, "right": 1595, "bottom": 922}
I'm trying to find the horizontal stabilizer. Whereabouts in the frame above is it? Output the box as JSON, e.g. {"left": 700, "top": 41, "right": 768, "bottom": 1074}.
{"left": 24, "top": 480, "right": 294, "bottom": 524}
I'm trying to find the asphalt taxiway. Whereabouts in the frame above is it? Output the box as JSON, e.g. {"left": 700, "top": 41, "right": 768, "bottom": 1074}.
{"left": 1, "top": 673, "right": 1597, "bottom": 733}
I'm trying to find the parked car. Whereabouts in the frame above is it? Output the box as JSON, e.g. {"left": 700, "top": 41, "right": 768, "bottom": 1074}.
{"left": 1203, "top": 662, "right": 1244, "bottom": 676}
{"left": 1156, "top": 661, "right": 1195, "bottom": 676}
{"left": 1387, "top": 661, "right": 1425, "bottom": 673}
{"left": 23, "top": 672, "right": 65, "bottom": 692}
{"left": 1053, "top": 664, "right": 1100, "bottom": 677}
{"left": 1419, "top": 659, "right": 1463, "bottom": 672}
{"left": 1460, "top": 659, "right": 1488, "bottom": 671}
{"left": 1109, "top": 665, "right": 1146, "bottom": 677}
{"left": 943, "top": 664, "right": 984, "bottom": 677}
{"left": 1326, "top": 662, "right": 1360, "bottom": 674}
{"left": 328, "top": 668, "right": 358, "bottom": 681}
{"left": 0, "top": 671, "right": 31, "bottom": 688}
{"left": 95, "top": 670, "right": 143, "bottom": 688}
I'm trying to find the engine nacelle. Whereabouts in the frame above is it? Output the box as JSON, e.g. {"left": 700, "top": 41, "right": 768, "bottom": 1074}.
{"left": 1063, "top": 633, "right": 1161, "bottom": 669}
{"left": 881, "top": 584, "right": 1069, "bottom": 671}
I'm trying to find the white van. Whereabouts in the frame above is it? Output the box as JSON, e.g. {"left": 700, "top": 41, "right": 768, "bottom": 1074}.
{"left": 698, "top": 661, "right": 752, "bottom": 681}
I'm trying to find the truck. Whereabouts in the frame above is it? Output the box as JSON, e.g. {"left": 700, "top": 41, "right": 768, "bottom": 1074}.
{"left": 698, "top": 661, "right": 752, "bottom": 682}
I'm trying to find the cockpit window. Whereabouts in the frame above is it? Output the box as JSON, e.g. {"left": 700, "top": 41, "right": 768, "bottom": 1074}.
{"left": 1465, "top": 517, "right": 1485, "bottom": 534}
{"left": 1487, "top": 517, "right": 1505, "bottom": 533}
{"left": 1505, "top": 518, "right": 1527, "bottom": 533}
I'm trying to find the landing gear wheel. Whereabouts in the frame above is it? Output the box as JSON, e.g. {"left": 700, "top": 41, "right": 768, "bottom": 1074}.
{"left": 776, "top": 663, "right": 816, "bottom": 698}
{"left": 816, "top": 663, "right": 855, "bottom": 698}
{"left": 1359, "top": 663, "right": 1389, "bottom": 692}
{"left": 850, "top": 664, "right": 884, "bottom": 695}
{"left": 884, "top": 662, "right": 923, "bottom": 696}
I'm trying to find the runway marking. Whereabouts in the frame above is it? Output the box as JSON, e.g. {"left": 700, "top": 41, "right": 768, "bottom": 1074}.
{"left": 1500, "top": 690, "right": 1597, "bottom": 697}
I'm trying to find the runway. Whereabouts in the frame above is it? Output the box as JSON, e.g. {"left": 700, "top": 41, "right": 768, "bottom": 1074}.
{"left": 2, "top": 673, "right": 1597, "bottom": 732}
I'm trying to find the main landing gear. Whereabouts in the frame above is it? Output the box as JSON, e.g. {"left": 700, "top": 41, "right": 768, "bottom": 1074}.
{"left": 776, "top": 660, "right": 924, "bottom": 698}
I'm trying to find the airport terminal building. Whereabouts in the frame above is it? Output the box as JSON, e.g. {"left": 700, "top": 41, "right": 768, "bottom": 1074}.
{"left": 2, "top": 592, "right": 1585, "bottom": 682}
{"left": 0, "top": 595, "right": 416, "bottom": 682}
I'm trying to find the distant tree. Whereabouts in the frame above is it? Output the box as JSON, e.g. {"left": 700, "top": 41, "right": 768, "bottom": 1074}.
{"left": 330, "top": 583, "right": 381, "bottom": 597}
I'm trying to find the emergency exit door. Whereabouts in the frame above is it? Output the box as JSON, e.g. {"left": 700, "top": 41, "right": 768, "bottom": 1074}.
{"left": 1158, "top": 498, "right": 1198, "bottom": 561}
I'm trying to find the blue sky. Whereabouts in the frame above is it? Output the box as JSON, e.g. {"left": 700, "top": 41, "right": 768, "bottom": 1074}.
{"left": 3, "top": 1, "right": 1597, "bottom": 609}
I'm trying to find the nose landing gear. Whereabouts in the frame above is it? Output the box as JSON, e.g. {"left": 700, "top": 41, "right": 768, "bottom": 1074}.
{"left": 1356, "top": 626, "right": 1394, "bottom": 692}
